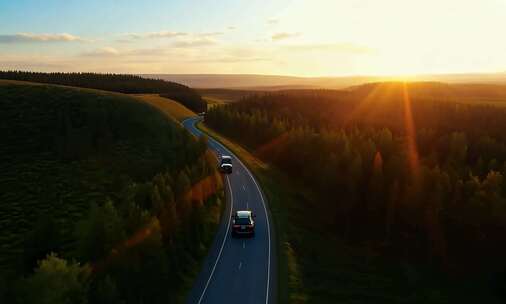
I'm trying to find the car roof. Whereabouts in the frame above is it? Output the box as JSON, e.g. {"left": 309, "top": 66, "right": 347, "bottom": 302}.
{"left": 236, "top": 210, "right": 251, "bottom": 218}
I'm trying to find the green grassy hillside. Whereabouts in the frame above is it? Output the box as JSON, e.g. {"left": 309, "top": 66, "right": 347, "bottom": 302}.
{"left": 0, "top": 81, "right": 222, "bottom": 303}
{"left": 0, "top": 71, "right": 207, "bottom": 113}
{"left": 133, "top": 94, "right": 196, "bottom": 121}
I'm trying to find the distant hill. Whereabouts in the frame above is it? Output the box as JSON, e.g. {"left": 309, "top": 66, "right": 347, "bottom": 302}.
{"left": 196, "top": 81, "right": 506, "bottom": 106}
{"left": 143, "top": 74, "right": 320, "bottom": 89}
{"left": 142, "top": 73, "right": 506, "bottom": 90}
{"left": 349, "top": 81, "right": 506, "bottom": 105}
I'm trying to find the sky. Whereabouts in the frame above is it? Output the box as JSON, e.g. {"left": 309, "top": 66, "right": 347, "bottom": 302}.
{"left": 1, "top": 0, "right": 506, "bottom": 77}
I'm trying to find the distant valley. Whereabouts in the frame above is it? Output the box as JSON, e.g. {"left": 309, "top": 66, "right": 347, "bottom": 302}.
{"left": 142, "top": 73, "right": 506, "bottom": 90}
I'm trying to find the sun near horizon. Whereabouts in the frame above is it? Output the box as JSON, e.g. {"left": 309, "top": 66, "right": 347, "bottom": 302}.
{"left": 1, "top": 0, "right": 506, "bottom": 77}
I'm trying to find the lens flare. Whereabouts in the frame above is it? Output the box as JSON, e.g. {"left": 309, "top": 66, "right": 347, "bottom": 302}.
{"left": 255, "top": 132, "right": 290, "bottom": 158}
{"left": 91, "top": 170, "right": 222, "bottom": 274}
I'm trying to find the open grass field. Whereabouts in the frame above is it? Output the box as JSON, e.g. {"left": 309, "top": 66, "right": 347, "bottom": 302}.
{"left": 197, "top": 88, "right": 260, "bottom": 103}
{"left": 132, "top": 94, "right": 196, "bottom": 122}
{"left": 203, "top": 96, "right": 227, "bottom": 109}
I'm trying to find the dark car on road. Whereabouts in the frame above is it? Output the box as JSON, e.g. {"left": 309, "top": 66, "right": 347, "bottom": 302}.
{"left": 219, "top": 155, "right": 233, "bottom": 174}
{"left": 232, "top": 210, "right": 255, "bottom": 237}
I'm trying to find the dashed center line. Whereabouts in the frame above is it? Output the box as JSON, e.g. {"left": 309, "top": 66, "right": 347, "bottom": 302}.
{"left": 184, "top": 117, "right": 272, "bottom": 304}
{"left": 243, "top": 241, "right": 245, "bottom": 249}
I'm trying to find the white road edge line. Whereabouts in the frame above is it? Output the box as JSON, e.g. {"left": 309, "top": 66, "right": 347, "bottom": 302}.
{"left": 185, "top": 117, "right": 271, "bottom": 304}
{"left": 196, "top": 175, "right": 233, "bottom": 304}
{"left": 209, "top": 131, "right": 272, "bottom": 304}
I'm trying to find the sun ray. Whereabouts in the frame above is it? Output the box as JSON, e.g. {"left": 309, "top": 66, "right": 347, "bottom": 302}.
{"left": 343, "top": 82, "right": 399, "bottom": 127}
{"left": 402, "top": 82, "right": 421, "bottom": 183}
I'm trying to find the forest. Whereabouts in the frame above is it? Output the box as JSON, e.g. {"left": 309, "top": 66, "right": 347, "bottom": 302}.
{"left": 0, "top": 82, "right": 222, "bottom": 303}
{"left": 206, "top": 82, "right": 506, "bottom": 301}
{"left": 0, "top": 71, "right": 207, "bottom": 113}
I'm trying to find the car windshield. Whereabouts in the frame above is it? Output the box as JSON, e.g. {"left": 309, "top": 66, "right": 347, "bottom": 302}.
{"left": 235, "top": 217, "right": 251, "bottom": 225}
{"left": 221, "top": 158, "right": 231, "bottom": 164}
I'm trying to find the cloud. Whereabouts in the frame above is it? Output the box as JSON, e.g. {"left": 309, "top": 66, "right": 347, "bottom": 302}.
{"left": 0, "top": 33, "right": 87, "bottom": 43}
{"left": 127, "top": 48, "right": 170, "bottom": 56}
{"left": 283, "top": 43, "right": 375, "bottom": 54}
{"left": 267, "top": 18, "right": 279, "bottom": 25}
{"left": 171, "top": 37, "right": 218, "bottom": 48}
{"left": 121, "top": 31, "right": 188, "bottom": 41}
{"left": 0, "top": 59, "right": 70, "bottom": 70}
{"left": 81, "top": 47, "right": 120, "bottom": 57}
{"left": 271, "top": 32, "right": 302, "bottom": 41}
{"left": 0, "top": 53, "right": 76, "bottom": 71}
{"left": 118, "top": 31, "right": 223, "bottom": 43}
{"left": 196, "top": 32, "right": 224, "bottom": 37}
{"left": 191, "top": 56, "right": 271, "bottom": 63}
{"left": 80, "top": 47, "right": 177, "bottom": 58}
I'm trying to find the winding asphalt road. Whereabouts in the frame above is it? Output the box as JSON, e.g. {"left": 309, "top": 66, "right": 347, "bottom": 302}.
{"left": 182, "top": 117, "right": 276, "bottom": 304}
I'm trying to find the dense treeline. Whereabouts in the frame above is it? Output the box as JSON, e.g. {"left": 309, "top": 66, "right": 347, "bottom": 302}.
{"left": 206, "top": 82, "right": 506, "bottom": 300}
{"left": 0, "top": 82, "right": 222, "bottom": 303}
{"left": 0, "top": 71, "right": 207, "bottom": 113}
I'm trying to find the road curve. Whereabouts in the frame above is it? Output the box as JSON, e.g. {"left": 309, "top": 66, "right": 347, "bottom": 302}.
{"left": 183, "top": 116, "right": 275, "bottom": 304}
